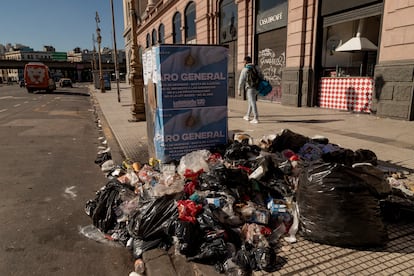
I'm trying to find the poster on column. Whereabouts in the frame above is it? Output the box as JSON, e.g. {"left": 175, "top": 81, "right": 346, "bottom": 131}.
{"left": 148, "top": 44, "right": 229, "bottom": 163}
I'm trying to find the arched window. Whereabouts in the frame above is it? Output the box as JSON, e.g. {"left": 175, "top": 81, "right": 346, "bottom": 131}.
{"left": 172, "top": 12, "right": 182, "bottom": 44}
{"left": 219, "top": 0, "right": 237, "bottom": 43}
{"left": 146, "top": 33, "right": 151, "bottom": 48}
{"left": 152, "top": 29, "right": 157, "bottom": 45}
{"left": 158, "top": 24, "right": 165, "bottom": 43}
{"left": 185, "top": 2, "right": 196, "bottom": 42}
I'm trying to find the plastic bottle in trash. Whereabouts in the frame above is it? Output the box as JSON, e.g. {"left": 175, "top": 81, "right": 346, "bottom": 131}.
{"left": 134, "top": 258, "right": 145, "bottom": 274}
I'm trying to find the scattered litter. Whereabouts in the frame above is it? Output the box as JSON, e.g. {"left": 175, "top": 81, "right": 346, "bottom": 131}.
{"left": 101, "top": 160, "right": 115, "bottom": 172}
{"left": 85, "top": 128, "right": 413, "bottom": 274}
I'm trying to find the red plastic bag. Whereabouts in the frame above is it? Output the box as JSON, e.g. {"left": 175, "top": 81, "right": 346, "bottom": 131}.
{"left": 177, "top": 200, "right": 203, "bottom": 223}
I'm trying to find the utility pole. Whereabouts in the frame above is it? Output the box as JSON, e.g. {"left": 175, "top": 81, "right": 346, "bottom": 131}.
{"left": 95, "top": 11, "right": 105, "bottom": 93}
{"left": 92, "top": 34, "right": 97, "bottom": 79}
{"left": 128, "top": 0, "right": 145, "bottom": 122}
{"left": 110, "top": 0, "right": 121, "bottom": 102}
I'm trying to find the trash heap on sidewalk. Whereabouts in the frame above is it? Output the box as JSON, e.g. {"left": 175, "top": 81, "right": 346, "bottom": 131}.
{"left": 83, "top": 128, "right": 414, "bottom": 275}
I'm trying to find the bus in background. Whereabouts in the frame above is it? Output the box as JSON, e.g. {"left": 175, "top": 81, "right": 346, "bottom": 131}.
{"left": 24, "top": 62, "right": 56, "bottom": 93}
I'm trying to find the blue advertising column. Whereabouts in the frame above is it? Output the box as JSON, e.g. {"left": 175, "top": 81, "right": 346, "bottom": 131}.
{"left": 144, "top": 44, "right": 228, "bottom": 163}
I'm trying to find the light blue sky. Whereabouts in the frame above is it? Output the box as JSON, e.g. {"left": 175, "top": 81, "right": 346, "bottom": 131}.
{"left": 0, "top": 0, "right": 125, "bottom": 52}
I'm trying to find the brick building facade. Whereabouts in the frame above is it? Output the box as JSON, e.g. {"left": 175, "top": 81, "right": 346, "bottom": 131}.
{"left": 123, "top": 0, "right": 414, "bottom": 121}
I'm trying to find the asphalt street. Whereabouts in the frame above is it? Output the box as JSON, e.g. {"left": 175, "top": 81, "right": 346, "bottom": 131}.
{"left": 0, "top": 84, "right": 133, "bottom": 276}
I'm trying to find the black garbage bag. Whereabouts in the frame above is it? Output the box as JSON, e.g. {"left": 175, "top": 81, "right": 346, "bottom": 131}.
{"left": 321, "top": 148, "right": 355, "bottom": 166}
{"left": 297, "top": 162, "right": 389, "bottom": 247}
{"left": 253, "top": 247, "right": 277, "bottom": 272}
{"left": 351, "top": 163, "right": 391, "bottom": 197}
{"left": 224, "top": 140, "right": 261, "bottom": 164}
{"left": 187, "top": 238, "right": 228, "bottom": 265}
{"left": 198, "top": 165, "right": 249, "bottom": 191}
{"left": 268, "top": 129, "right": 310, "bottom": 153}
{"left": 94, "top": 151, "right": 112, "bottom": 166}
{"left": 197, "top": 204, "right": 243, "bottom": 246}
{"left": 197, "top": 205, "right": 219, "bottom": 231}
{"left": 322, "top": 148, "right": 378, "bottom": 166}
{"left": 127, "top": 195, "right": 178, "bottom": 241}
{"left": 198, "top": 169, "right": 226, "bottom": 191}
{"left": 168, "top": 220, "right": 202, "bottom": 256}
{"left": 215, "top": 166, "right": 250, "bottom": 189}
{"left": 233, "top": 244, "right": 256, "bottom": 271}
{"left": 259, "top": 177, "right": 294, "bottom": 199}
{"left": 85, "top": 179, "right": 135, "bottom": 233}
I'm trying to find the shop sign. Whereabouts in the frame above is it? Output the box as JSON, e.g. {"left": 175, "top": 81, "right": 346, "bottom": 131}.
{"left": 256, "top": 2, "right": 288, "bottom": 34}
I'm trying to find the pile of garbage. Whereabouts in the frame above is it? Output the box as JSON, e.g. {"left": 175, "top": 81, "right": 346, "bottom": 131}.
{"left": 84, "top": 128, "right": 413, "bottom": 275}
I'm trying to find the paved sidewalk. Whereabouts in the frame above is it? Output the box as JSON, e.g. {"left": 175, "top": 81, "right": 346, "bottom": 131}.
{"left": 90, "top": 82, "right": 414, "bottom": 173}
{"left": 89, "top": 82, "right": 414, "bottom": 275}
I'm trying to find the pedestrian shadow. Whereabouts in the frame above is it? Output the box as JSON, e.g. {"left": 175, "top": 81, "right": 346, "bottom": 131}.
{"left": 227, "top": 115, "right": 344, "bottom": 124}
{"left": 377, "top": 160, "right": 414, "bottom": 177}
{"left": 274, "top": 119, "right": 344, "bottom": 124}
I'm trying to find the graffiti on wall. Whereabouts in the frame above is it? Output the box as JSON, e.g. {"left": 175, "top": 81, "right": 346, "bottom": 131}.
{"left": 258, "top": 48, "right": 285, "bottom": 102}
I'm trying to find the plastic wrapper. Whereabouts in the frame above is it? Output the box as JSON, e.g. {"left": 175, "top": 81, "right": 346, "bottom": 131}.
{"left": 240, "top": 223, "right": 270, "bottom": 248}
{"left": 233, "top": 133, "right": 254, "bottom": 145}
{"left": 153, "top": 171, "right": 185, "bottom": 198}
{"left": 79, "top": 224, "right": 123, "bottom": 247}
{"left": 118, "top": 168, "right": 139, "bottom": 187}
{"left": 283, "top": 202, "right": 299, "bottom": 243}
{"left": 297, "top": 162, "right": 389, "bottom": 247}
{"left": 137, "top": 164, "right": 160, "bottom": 185}
{"left": 117, "top": 195, "right": 141, "bottom": 218}
{"left": 177, "top": 149, "right": 211, "bottom": 177}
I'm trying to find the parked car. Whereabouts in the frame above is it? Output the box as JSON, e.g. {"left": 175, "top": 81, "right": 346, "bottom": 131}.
{"left": 59, "top": 78, "right": 72, "bottom": 88}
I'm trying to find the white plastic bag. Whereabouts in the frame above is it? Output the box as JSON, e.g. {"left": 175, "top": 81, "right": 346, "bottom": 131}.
{"left": 177, "top": 149, "right": 211, "bottom": 177}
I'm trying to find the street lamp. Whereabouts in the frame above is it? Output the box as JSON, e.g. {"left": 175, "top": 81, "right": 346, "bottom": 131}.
{"left": 128, "top": 0, "right": 145, "bottom": 122}
{"left": 95, "top": 11, "right": 105, "bottom": 93}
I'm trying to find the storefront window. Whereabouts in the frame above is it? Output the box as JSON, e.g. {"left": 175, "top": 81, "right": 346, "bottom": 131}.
{"left": 255, "top": 0, "right": 287, "bottom": 103}
{"left": 257, "top": 28, "right": 286, "bottom": 103}
{"left": 322, "top": 16, "right": 380, "bottom": 77}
